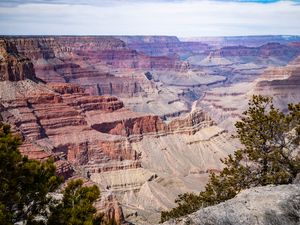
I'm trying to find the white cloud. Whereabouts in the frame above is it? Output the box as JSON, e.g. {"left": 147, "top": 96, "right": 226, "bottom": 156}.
{"left": 0, "top": 0, "right": 299, "bottom": 36}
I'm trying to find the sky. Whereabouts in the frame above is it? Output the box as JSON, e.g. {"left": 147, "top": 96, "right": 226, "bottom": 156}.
{"left": 0, "top": 0, "right": 300, "bottom": 37}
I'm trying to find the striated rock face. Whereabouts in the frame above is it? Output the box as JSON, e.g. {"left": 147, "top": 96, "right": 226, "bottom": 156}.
{"left": 0, "top": 77, "right": 239, "bottom": 224}
{"left": 162, "top": 184, "right": 300, "bottom": 225}
{"left": 198, "top": 82, "right": 255, "bottom": 131}
{"left": 0, "top": 36, "right": 201, "bottom": 121}
{"left": 2, "top": 36, "right": 187, "bottom": 81}
{"left": 198, "top": 55, "right": 300, "bottom": 132}
{"left": 0, "top": 80, "right": 136, "bottom": 179}
{"left": 96, "top": 193, "right": 125, "bottom": 225}
{"left": 118, "top": 35, "right": 209, "bottom": 58}
{"left": 193, "top": 42, "right": 300, "bottom": 67}
{"left": 4, "top": 35, "right": 299, "bottom": 224}
{"left": 6, "top": 36, "right": 298, "bottom": 122}
{"left": 220, "top": 43, "right": 299, "bottom": 60}
{"left": 0, "top": 40, "right": 36, "bottom": 81}
{"left": 255, "top": 56, "right": 300, "bottom": 110}
{"left": 167, "top": 109, "right": 213, "bottom": 134}
{"left": 47, "top": 82, "right": 85, "bottom": 94}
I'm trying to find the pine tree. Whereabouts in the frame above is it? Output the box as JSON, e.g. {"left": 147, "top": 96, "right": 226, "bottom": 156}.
{"left": 48, "top": 179, "right": 101, "bottom": 225}
{"left": 160, "top": 95, "right": 300, "bottom": 223}
{"left": 0, "top": 123, "right": 62, "bottom": 225}
{"left": 0, "top": 122, "right": 114, "bottom": 225}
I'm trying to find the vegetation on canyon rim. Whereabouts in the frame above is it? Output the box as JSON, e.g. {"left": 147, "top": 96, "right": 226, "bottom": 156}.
{"left": 161, "top": 95, "right": 300, "bottom": 223}
{"left": 0, "top": 123, "right": 115, "bottom": 225}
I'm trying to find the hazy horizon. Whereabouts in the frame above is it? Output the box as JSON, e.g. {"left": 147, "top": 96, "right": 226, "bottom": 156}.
{"left": 1, "top": 34, "right": 300, "bottom": 39}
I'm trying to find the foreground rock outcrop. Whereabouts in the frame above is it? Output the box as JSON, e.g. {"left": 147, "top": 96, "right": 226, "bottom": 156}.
{"left": 162, "top": 184, "right": 300, "bottom": 225}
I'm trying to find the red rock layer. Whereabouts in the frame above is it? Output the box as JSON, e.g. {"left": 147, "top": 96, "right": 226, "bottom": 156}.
{"left": 0, "top": 39, "right": 36, "bottom": 81}
{"left": 219, "top": 43, "right": 300, "bottom": 62}
{"left": 0, "top": 80, "right": 172, "bottom": 178}
{"left": 2, "top": 36, "right": 185, "bottom": 78}
{"left": 0, "top": 36, "right": 192, "bottom": 98}
{"left": 118, "top": 35, "right": 209, "bottom": 58}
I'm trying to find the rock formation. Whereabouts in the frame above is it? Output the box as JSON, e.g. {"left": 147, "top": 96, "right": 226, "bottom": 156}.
{"left": 0, "top": 39, "right": 240, "bottom": 224}
{"left": 255, "top": 56, "right": 300, "bottom": 110}
{"left": 1, "top": 35, "right": 300, "bottom": 224}
{"left": 118, "top": 35, "right": 209, "bottom": 58}
{"left": 0, "top": 79, "right": 238, "bottom": 223}
{"left": 0, "top": 39, "right": 36, "bottom": 81}
{"left": 162, "top": 184, "right": 300, "bottom": 225}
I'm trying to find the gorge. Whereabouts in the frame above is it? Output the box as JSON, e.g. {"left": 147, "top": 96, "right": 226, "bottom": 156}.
{"left": 1, "top": 35, "right": 300, "bottom": 224}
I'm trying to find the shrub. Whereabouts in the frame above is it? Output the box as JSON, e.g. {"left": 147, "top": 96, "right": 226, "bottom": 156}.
{"left": 160, "top": 95, "right": 300, "bottom": 223}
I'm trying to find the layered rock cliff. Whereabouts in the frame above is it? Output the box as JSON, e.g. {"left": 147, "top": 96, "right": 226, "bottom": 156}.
{"left": 0, "top": 40, "right": 238, "bottom": 224}
{"left": 198, "top": 55, "right": 300, "bottom": 131}
{"left": 0, "top": 36, "right": 224, "bottom": 121}
{"left": 255, "top": 56, "right": 300, "bottom": 110}
{"left": 2, "top": 35, "right": 299, "bottom": 224}
{"left": 0, "top": 39, "right": 36, "bottom": 81}
{"left": 118, "top": 35, "right": 209, "bottom": 58}
{"left": 0, "top": 78, "right": 238, "bottom": 223}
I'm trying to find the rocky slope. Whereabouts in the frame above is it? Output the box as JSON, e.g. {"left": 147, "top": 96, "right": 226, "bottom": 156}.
{"left": 1, "top": 36, "right": 209, "bottom": 119}
{"left": 255, "top": 55, "right": 300, "bottom": 109}
{"left": 0, "top": 39, "right": 240, "bottom": 224}
{"left": 118, "top": 35, "right": 209, "bottom": 59}
{"left": 2, "top": 35, "right": 300, "bottom": 224}
{"left": 0, "top": 39, "right": 36, "bottom": 81}
{"left": 3, "top": 36, "right": 299, "bottom": 121}
{"left": 0, "top": 79, "right": 238, "bottom": 224}
{"left": 198, "top": 55, "right": 300, "bottom": 131}
{"left": 162, "top": 183, "right": 300, "bottom": 225}
{"left": 188, "top": 42, "right": 300, "bottom": 86}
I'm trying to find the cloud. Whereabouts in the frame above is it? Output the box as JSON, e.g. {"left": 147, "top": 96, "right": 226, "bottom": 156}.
{"left": 0, "top": 0, "right": 184, "bottom": 7}
{"left": 0, "top": 0, "right": 299, "bottom": 36}
{"left": 1, "top": 0, "right": 300, "bottom": 7}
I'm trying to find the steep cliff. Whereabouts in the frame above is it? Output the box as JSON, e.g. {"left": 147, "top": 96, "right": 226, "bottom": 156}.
{"left": 255, "top": 56, "right": 300, "bottom": 110}
{"left": 3, "top": 35, "right": 299, "bottom": 225}
{"left": 0, "top": 76, "right": 238, "bottom": 224}
{"left": 118, "top": 35, "right": 209, "bottom": 58}
{"left": 0, "top": 39, "right": 36, "bottom": 81}
{"left": 198, "top": 55, "right": 300, "bottom": 131}
{"left": 0, "top": 36, "right": 224, "bottom": 121}
{"left": 219, "top": 42, "right": 300, "bottom": 65}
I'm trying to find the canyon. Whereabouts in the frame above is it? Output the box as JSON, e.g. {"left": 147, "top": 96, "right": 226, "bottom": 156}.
{"left": 1, "top": 35, "right": 300, "bottom": 224}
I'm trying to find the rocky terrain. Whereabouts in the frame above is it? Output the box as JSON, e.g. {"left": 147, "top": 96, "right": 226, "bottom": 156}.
{"left": 5, "top": 35, "right": 299, "bottom": 120}
{"left": 1, "top": 35, "right": 300, "bottom": 224}
{"left": 118, "top": 36, "right": 209, "bottom": 59}
{"left": 199, "top": 54, "right": 300, "bottom": 131}
{"left": 0, "top": 37, "right": 240, "bottom": 224}
{"left": 0, "top": 36, "right": 207, "bottom": 119}
{"left": 162, "top": 183, "right": 300, "bottom": 225}
{"left": 256, "top": 55, "right": 300, "bottom": 109}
